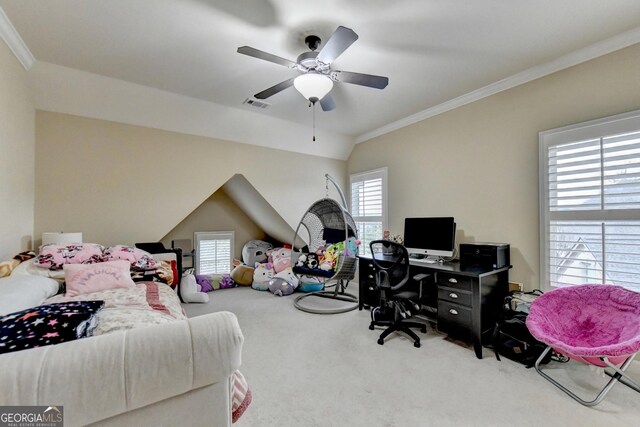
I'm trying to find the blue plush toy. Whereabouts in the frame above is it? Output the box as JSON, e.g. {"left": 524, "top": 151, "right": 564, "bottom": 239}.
{"left": 343, "top": 237, "right": 361, "bottom": 257}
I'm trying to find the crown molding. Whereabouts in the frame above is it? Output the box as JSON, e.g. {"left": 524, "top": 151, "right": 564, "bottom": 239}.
{"left": 0, "top": 6, "right": 35, "bottom": 70}
{"left": 356, "top": 26, "right": 640, "bottom": 144}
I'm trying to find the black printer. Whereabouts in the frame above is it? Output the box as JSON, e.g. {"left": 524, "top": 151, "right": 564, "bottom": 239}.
{"left": 459, "top": 242, "right": 510, "bottom": 270}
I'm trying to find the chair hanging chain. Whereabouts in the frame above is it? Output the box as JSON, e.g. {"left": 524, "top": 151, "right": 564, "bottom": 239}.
{"left": 325, "top": 175, "right": 329, "bottom": 198}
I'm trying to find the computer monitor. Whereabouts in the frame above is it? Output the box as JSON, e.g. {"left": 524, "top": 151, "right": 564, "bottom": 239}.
{"left": 403, "top": 217, "right": 456, "bottom": 259}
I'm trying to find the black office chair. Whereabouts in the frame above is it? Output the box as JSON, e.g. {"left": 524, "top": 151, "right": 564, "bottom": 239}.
{"left": 368, "top": 240, "right": 427, "bottom": 348}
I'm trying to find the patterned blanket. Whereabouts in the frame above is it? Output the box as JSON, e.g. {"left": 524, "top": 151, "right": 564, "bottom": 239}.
{"left": 44, "top": 282, "right": 251, "bottom": 422}
{"left": 45, "top": 281, "right": 185, "bottom": 336}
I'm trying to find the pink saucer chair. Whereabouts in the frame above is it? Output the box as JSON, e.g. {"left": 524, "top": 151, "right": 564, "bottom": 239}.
{"left": 526, "top": 284, "right": 640, "bottom": 406}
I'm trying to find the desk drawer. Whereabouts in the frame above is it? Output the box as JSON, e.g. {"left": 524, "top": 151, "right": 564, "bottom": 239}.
{"left": 437, "top": 286, "right": 471, "bottom": 307}
{"left": 438, "top": 301, "right": 472, "bottom": 341}
{"left": 436, "top": 272, "right": 472, "bottom": 292}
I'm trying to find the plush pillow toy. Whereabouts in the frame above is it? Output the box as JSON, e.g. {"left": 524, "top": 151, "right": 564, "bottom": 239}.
{"left": 252, "top": 262, "right": 274, "bottom": 291}
{"left": 273, "top": 267, "right": 299, "bottom": 289}
{"left": 268, "top": 277, "right": 295, "bottom": 297}
{"left": 270, "top": 247, "right": 292, "bottom": 273}
{"left": 305, "top": 253, "right": 320, "bottom": 270}
{"left": 295, "top": 253, "right": 308, "bottom": 268}
{"left": 320, "top": 243, "right": 341, "bottom": 271}
{"left": 220, "top": 274, "right": 236, "bottom": 289}
{"left": 230, "top": 263, "right": 254, "bottom": 286}
{"left": 180, "top": 274, "right": 209, "bottom": 303}
{"left": 343, "top": 237, "right": 361, "bottom": 257}
{"left": 242, "top": 240, "right": 273, "bottom": 266}
{"left": 298, "top": 275, "right": 325, "bottom": 292}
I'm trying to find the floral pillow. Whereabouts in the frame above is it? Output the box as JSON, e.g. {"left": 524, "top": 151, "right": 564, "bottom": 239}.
{"left": 102, "top": 245, "right": 157, "bottom": 271}
{"left": 64, "top": 260, "right": 135, "bottom": 297}
{"left": 34, "top": 243, "right": 104, "bottom": 270}
{"left": 0, "top": 301, "right": 105, "bottom": 354}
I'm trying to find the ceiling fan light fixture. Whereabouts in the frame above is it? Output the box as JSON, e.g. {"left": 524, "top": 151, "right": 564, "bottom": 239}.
{"left": 293, "top": 73, "right": 333, "bottom": 102}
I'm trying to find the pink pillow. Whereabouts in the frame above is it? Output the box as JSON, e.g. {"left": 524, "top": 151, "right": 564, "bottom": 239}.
{"left": 64, "top": 260, "right": 135, "bottom": 297}
{"left": 103, "top": 245, "right": 157, "bottom": 271}
{"left": 35, "top": 243, "right": 104, "bottom": 270}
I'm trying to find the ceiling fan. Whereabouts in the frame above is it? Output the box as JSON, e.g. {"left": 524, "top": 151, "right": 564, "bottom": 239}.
{"left": 237, "top": 26, "right": 389, "bottom": 111}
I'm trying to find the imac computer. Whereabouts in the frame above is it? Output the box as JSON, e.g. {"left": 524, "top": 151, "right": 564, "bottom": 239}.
{"left": 403, "top": 217, "right": 456, "bottom": 263}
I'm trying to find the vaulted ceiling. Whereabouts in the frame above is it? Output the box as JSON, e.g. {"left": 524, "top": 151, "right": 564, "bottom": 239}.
{"left": 2, "top": 0, "right": 639, "bottom": 156}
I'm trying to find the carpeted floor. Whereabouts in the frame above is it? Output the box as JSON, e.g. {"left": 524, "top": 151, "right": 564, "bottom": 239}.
{"left": 184, "top": 287, "right": 639, "bottom": 427}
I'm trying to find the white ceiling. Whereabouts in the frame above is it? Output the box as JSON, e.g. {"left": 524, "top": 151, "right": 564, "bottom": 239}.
{"left": 2, "top": 0, "right": 640, "bottom": 142}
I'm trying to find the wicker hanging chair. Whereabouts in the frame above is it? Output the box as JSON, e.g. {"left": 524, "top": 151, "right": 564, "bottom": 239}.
{"left": 291, "top": 174, "right": 359, "bottom": 314}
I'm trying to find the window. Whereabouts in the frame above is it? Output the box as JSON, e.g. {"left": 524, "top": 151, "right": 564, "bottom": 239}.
{"left": 539, "top": 110, "right": 640, "bottom": 292}
{"left": 194, "top": 231, "right": 234, "bottom": 275}
{"left": 350, "top": 167, "right": 388, "bottom": 257}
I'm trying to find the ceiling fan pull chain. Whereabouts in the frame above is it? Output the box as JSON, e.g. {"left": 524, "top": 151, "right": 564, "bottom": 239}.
{"left": 312, "top": 101, "right": 316, "bottom": 142}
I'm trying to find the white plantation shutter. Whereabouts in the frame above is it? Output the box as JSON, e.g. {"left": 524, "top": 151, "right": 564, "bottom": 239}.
{"left": 540, "top": 110, "right": 640, "bottom": 291}
{"left": 194, "top": 231, "right": 234, "bottom": 275}
{"left": 350, "top": 168, "right": 387, "bottom": 257}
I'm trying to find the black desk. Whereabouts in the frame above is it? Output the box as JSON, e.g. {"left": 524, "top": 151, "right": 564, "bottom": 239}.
{"left": 359, "top": 256, "right": 510, "bottom": 359}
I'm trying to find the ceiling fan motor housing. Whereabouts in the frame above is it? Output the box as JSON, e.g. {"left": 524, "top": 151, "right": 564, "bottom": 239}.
{"left": 297, "top": 51, "right": 325, "bottom": 71}
{"left": 305, "top": 35, "right": 321, "bottom": 51}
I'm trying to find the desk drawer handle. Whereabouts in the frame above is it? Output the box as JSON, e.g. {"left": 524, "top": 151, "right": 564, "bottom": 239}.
{"left": 368, "top": 275, "right": 374, "bottom": 279}
{"left": 368, "top": 263, "right": 373, "bottom": 268}
{"left": 449, "top": 308, "right": 458, "bottom": 315}
{"left": 449, "top": 292, "right": 458, "bottom": 299}
{"left": 368, "top": 286, "right": 374, "bottom": 291}
{"left": 448, "top": 278, "right": 458, "bottom": 284}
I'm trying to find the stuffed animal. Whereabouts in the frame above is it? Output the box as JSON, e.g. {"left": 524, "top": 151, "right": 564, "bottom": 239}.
{"left": 298, "top": 275, "right": 325, "bottom": 292}
{"left": 195, "top": 274, "right": 215, "bottom": 292}
{"left": 273, "top": 267, "right": 299, "bottom": 289}
{"left": 295, "top": 253, "right": 307, "bottom": 268}
{"left": 230, "top": 263, "right": 254, "bottom": 286}
{"left": 305, "top": 253, "right": 319, "bottom": 270}
{"left": 252, "top": 262, "right": 274, "bottom": 291}
{"left": 219, "top": 274, "right": 236, "bottom": 289}
{"left": 270, "top": 247, "right": 292, "bottom": 273}
{"left": 268, "top": 277, "right": 295, "bottom": 296}
{"left": 343, "top": 237, "right": 361, "bottom": 257}
{"left": 180, "top": 274, "right": 209, "bottom": 303}
{"left": 242, "top": 240, "right": 273, "bottom": 266}
{"left": 320, "top": 243, "right": 341, "bottom": 271}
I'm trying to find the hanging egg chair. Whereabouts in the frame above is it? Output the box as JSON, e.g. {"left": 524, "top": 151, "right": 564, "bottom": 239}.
{"left": 291, "top": 174, "right": 359, "bottom": 314}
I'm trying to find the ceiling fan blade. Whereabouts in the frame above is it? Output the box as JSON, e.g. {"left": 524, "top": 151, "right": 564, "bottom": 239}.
{"left": 254, "top": 77, "right": 295, "bottom": 99}
{"left": 337, "top": 71, "right": 389, "bottom": 89}
{"left": 237, "top": 46, "right": 297, "bottom": 68}
{"left": 316, "top": 26, "right": 359, "bottom": 65}
{"left": 320, "top": 94, "right": 336, "bottom": 112}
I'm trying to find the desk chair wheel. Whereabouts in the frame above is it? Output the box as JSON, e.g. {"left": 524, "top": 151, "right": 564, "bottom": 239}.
{"left": 369, "top": 324, "right": 375, "bottom": 330}
{"left": 377, "top": 338, "right": 384, "bottom": 345}
{"left": 421, "top": 325, "right": 427, "bottom": 334}
{"left": 414, "top": 341, "right": 421, "bottom": 348}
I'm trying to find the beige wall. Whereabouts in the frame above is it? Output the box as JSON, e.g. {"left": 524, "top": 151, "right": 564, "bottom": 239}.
{"left": 348, "top": 43, "right": 640, "bottom": 290}
{"left": 34, "top": 111, "right": 347, "bottom": 247}
{"left": 0, "top": 39, "right": 35, "bottom": 259}
{"left": 161, "top": 188, "right": 266, "bottom": 260}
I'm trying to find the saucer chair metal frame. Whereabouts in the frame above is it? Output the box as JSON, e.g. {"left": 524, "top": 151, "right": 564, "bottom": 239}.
{"left": 292, "top": 174, "right": 359, "bottom": 314}
{"left": 527, "top": 284, "right": 640, "bottom": 407}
